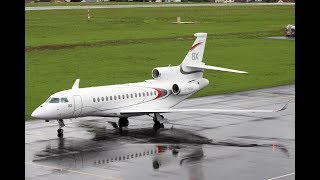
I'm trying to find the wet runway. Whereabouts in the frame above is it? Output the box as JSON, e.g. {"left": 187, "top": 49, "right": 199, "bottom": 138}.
{"left": 25, "top": 85, "right": 295, "bottom": 180}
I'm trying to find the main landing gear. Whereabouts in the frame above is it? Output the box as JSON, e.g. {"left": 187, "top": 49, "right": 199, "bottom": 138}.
{"left": 116, "top": 114, "right": 164, "bottom": 134}
{"left": 118, "top": 117, "right": 129, "bottom": 133}
{"left": 153, "top": 113, "right": 164, "bottom": 133}
{"left": 57, "top": 119, "right": 65, "bottom": 137}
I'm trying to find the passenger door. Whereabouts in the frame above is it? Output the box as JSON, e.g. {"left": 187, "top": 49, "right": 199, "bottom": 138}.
{"left": 73, "top": 95, "right": 83, "bottom": 117}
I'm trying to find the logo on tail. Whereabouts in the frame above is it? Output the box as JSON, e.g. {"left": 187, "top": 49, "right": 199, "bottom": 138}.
{"left": 189, "top": 42, "right": 203, "bottom": 52}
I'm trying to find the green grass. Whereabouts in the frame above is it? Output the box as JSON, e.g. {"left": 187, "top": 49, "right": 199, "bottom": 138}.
{"left": 25, "top": 2, "right": 201, "bottom": 7}
{"left": 26, "top": 5, "right": 295, "bottom": 120}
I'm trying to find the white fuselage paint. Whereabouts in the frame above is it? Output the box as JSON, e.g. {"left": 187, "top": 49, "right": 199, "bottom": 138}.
{"left": 31, "top": 78, "right": 209, "bottom": 120}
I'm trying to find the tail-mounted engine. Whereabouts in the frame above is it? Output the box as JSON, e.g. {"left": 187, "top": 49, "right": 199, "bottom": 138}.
{"left": 152, "top": 66, "right": 180, "bottom": 80}
{"left": 172, "top": 82, "right": 199, "bottom": 95}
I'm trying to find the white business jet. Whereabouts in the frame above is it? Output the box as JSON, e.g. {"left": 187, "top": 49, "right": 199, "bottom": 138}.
{"left": 31, "top": 32, "right": 288, "bottom": 137}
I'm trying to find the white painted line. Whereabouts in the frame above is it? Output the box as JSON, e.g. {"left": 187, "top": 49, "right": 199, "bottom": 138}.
{"left": 25, "top": 162, "right": 122, "bottom": 180}
{"left": 267, "top": 172, "right": 295, "bottom": 180}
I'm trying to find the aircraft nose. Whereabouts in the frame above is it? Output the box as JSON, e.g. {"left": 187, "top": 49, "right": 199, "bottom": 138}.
{"left": 31, "top": 107, "right": 43, "bottom": 119}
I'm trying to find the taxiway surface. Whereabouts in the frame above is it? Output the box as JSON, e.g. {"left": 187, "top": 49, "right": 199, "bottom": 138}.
{"left": 25, "top": 85, "right": 295, "bottom": 180}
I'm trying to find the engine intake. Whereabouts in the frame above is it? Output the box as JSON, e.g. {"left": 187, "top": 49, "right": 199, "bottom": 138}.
{"left": 151, "top": 66, "right": 179, "bottom": 80}
{"left": 152, "top": 69, "right": 160, "bottom": 79}
{"left": 172, "top": 82, "right": 199, "bottom": 95}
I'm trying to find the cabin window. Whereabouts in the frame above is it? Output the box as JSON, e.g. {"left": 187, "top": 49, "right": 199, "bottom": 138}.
{"left": 110, "top": 96, "right": 112, "bottom": 100}
{"left": 143, "top": 92, "right": 145, "bottom": 96}
{"left": 114, "top": 95, "right": 117, "bottom": 100}
{"left": 131, "top": 94, "right": 133, "bottom": 98}
{"left": 61, "top": 98, "right": 69, "bottom": 103}
{"left": 135, "top": 93, "right": 137, "bottom": 97}
{"left": 118, "top": 95, "right": 121, "bottom": 99}
{"left": 146, "top": 92, "right": 149, "bottom": 96}
{"left": 126, "top": 94, "right": 129, "bottom": 99}
{"left": 93, "top": 98, "right": 96, "bottom": 102}
{"left": 150, "top": 91, "right": 153, "bottom": 96}
{"left": 122, "top": 95, "right": 125, "bottom": 99}
{"left": 101, "top": 97, "right": 104, "bottom": 101}
{"left": 154, "top": 91, "right": 157, "bottom": 96}
{"left": 49, "top": 98, "right": 59, "bottom": 103}
{"left": 97, "top": 97, "right": 100, "bottom": 102}
{"left": 139, "top": 93, "right": 141, "bottom": 97}
{"left": 106, "top": 96, "right": 108, "bottom": 101}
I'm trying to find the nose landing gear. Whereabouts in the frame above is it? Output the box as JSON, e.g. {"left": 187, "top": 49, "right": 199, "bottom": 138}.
{"left": 57, "top": 119, "right": 65, "bottom": 137}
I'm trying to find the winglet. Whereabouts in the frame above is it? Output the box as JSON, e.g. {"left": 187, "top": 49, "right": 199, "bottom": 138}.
{"left": 274, "top": 100, "right": 290, "bottom": 112}
{"left": 72, "top": 79, "right": 80, "bottom": 89}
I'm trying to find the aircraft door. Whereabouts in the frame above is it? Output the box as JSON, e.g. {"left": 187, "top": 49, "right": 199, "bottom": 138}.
{"left": 73, "top": 95, "right": 83, "bottom": 117}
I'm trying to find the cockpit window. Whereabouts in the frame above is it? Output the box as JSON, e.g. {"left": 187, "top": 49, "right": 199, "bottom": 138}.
{"left": 61, "top": 98, "right": 69, "bottom": 103}
{"left": 49, "top": 98, "right": 59, "bottom": 103}
{"left": 45, "top": 97, "right": 51, "bottom": 103}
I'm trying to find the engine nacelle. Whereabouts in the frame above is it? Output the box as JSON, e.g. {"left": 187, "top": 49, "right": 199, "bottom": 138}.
{"left": 152, "top": 66, "right": 179, "bottom": 80}
{"left": 172, "top": 82, "right": 199, "bottom": 95}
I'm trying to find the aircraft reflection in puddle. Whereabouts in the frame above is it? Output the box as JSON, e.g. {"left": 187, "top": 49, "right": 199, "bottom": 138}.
{"left": 34, "top": 138, "right": 204, "bottom": 172}
{"left": 92, "top": 144, "right": 204, "bottom": 169}
{"left": 152, "top": 144, "right": 204, "bottom": 169}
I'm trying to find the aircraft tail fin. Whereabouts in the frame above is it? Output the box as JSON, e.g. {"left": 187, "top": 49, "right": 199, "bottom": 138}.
{"left": 180, "top": 32, "right": 248, "bottom": 76}
{"left": 181, "top": 32, "right": 207, "bottom": 67}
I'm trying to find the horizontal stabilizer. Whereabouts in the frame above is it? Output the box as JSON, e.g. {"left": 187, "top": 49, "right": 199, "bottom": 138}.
{"left": 120, "top": 102, "right": 289, "bottom": 114}
{"left": 186, "top": 64, "right": 248, "bottom": 74}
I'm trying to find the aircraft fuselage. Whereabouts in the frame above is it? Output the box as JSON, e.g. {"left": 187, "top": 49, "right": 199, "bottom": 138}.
{"left": 31, "top": 78, "right": 209, "bottom": 120}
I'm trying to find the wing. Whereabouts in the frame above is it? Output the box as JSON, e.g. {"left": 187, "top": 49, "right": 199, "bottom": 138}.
{"left": 120, "top": 101, "right": 289, "bottom": 115}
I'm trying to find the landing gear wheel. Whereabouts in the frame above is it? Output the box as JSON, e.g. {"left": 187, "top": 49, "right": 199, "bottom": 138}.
{"left": 57, "top": 119, "right": 65, "bottom": 137}
{"left": 57, "top": 129, "right": 63, "bottom": 137}
{"left": 119, "top": 125, "right": 123, "bottom": 133}
{"left": 153, "top": 122, "right": 164, "bottom": 133}
{"left": 153, "top": 124, "right": 157, "bottom": 132}
{"left": 118, "top": 117, "right": 129, "bottom": 134}
{"left": 160, "top": 123, "right": 164, "bottom": 128}
{"left": 152, "top": 113, "right": 164, "bottom": 134}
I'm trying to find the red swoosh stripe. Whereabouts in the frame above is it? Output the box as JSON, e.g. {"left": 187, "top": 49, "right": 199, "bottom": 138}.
{"left": 155, "top": 88, "right": 162, "bottom": 99}
{"left": 189, "top": 42, "right": 202, "bottom": 51}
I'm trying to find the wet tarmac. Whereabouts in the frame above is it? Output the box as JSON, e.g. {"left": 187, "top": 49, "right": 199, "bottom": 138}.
{"left": 25, "top": 85, "right": 295, "bottom": 180}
